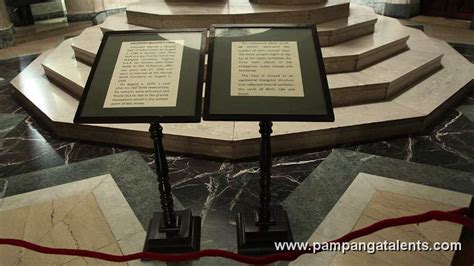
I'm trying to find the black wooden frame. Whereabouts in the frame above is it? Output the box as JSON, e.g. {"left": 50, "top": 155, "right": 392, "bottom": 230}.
{"left": 74, "top": 29, "right": 207, "bottom": 124}
{"left": 203, "top": 24, "right": 334, "bottom": 122}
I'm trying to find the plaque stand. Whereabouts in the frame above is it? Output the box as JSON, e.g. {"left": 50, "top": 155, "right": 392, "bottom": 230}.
{"left": 236, "top": 121, "right": 294, "bottom": 255}
{"left": 143, "top": 123, "right": 201, "bottom": 254}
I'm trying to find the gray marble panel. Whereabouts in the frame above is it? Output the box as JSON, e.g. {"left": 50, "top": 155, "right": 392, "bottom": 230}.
{"left": 2, "top": 151, "right": 184, "bottom": 228}
{"left": 0, "top": 113, "right": 27, "bottom": 139}
{"left": 283, "top": 149, "right": 474, "bottom": 242}
{"left": 458, "top": 105, "right": 474, "bottom": 122}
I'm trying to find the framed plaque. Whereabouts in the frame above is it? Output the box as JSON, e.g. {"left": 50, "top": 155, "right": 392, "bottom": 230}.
{"left": 203, "top": 24, "right": 334, "bottom": 122}
{"left": 74, "top": 29, "right": 207, "bottom": 124}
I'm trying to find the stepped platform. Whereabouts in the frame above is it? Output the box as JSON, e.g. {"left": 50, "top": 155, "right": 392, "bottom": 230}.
{"left": 10, "top": 3, "right": 474, "bottom": 159}
{"left": 73, "top": 5, "right": 383, "bottom": 69}
{"left": 126, "top": 0, "right": 350, "bottom": 28}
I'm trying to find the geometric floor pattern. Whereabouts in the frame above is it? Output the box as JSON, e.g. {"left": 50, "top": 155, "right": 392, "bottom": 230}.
{"left": 0, "top": 174, "right": 146, "bottom": 265}
{"left": 292, "top": 173, "right": 471, "bottom": 265}
{"left": 1, "top": 150, "right": 472, "bottom": 265}
{"left": 0, "top": 54, "right": 473, "bottom": 265}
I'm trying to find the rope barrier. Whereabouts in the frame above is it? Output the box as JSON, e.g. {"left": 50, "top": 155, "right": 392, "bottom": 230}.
{"left": 0, "top": 207, "right": 472, "bottom": 264}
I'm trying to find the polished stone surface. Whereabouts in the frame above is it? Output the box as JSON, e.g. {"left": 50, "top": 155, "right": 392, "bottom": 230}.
{"left": 450, "top": 42, "right": 474, "bottom": 63}
{"left": 2, "top": 151, "right": 185, "bottom": 230}
{"left": 1, "top": 4, "right": 473, "bottom": 264}
{"left": 8, "top": 3, "right": 473, "bottom": 159}
{"left": 0, "top": 174, "right": 147, "bottom": 265}
{"left": 292, "top": 173, "right": 470, "bottom": 265}
{"left": 1, "top": 51, "right": 473, "bottom": 261}
{"left": 283, "top": 148, "right": 474, "bottom": 243}
{"left": 0, "top": 113, "right": 27, "bottom": 139}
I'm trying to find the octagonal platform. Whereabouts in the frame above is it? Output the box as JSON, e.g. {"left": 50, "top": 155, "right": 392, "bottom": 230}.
{"left": 10, "top": 2, "right": 474, "bottom": 159}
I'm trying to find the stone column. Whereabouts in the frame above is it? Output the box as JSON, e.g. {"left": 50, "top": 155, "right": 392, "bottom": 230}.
{"left": 0, "top": 0, "right": 14, "bottom": 48}
{"left": 382, "top": 0, "right": 420, "bottom": 19}
{"left": 64, "top": 0, "right": 100, "bottom": 21}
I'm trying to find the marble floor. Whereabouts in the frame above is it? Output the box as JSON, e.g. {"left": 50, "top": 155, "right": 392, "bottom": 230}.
{"left": 0, "top": 14, "right": 473, "bottom": 265}
{"left": 292, "top": 173, "right": 471, "bottom": 265}
{"left": 0, "top": 51, "right": 472, "bottom": 265}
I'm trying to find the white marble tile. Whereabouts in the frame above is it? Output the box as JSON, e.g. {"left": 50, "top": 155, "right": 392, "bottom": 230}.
{"left": 71, "top": 25, "right": 103, "bottom": 64}
{"left": 1, "top": 174, "right": 108, "bottom": 211}
{"left": 291, "top": 173, "right": 471, "bottom": 266}
{"left": 0, "top": 174, "right": 153, "bottom": 265}
{"left": 394, "top": 38, "right": 474, "bottom": 116}
{"left": 41, "top": 38, "right": 91, "bottom": 98}
{"left": 100, "top": 13, "right": 152, "bottom": 32}
{"left": 92, "top": 175, "right": 144, "bottom": 241}
{"left": 118, "top": 231, "right": 166, "bottom": 266}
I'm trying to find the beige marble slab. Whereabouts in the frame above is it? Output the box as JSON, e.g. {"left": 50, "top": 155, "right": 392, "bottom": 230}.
{"left": 75, "top": 5, "right": 377, "bottom": 66}
{"left": 331, "top": 191, "right": 462, "bottom": 265}
{"left": 321, "top": 16, "right": 409, "bottom": 61}
{"left": 11, "top": 50, "right": 84, "bottom": 124}
{"left": 126, "top": 0, "right": 350, "bottom": 28}
{"left": 70, "top": 26, "right": 104, "bottom": 65}
{"left": 327, "top": 48, "right": 443, "bottom": 106}
{"left": 50, "top": 19, "right": 414, "bottom": 108}
{"left": 126, "top": 0, "right": 348, "bottom": 15}
{"left": 0, "top": 205, "right": 30, "bottom": 265}
{"left": 41, "top": 39, "right": 90, "bottom": 98}
{"left": 292, "top": 173, "right": 471, "bottom": 266}
{"left": 0, "top": 176, "right": 117, "bottom": 264}
{"left": 233, "top": 101, "right": 424, "bottom": 140}
{"left": 250, "top": 0, "right": 326, "bottom": 4}
{"left": 10, "top": 9, "right": 472, "bottom": 159}
{"left": 318, "top": 5, "right": 376, "bottom": 34}
{"left": 394, "top": 39, "right": 474, "bottom": 117}
{"left": 100, "top": 13, "right": 152, "bottom": 32}
{"left": 0, "top": 174, "right": 155, "bottom": 265}
{"left": 0, "top": 174, "right": 107, "bottom": 211}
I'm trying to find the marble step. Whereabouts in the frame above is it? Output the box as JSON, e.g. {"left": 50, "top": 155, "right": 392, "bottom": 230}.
{"left": 393, "top": 38, "right": 474, "bottom": 127}
{"left": 42, "top": 39, "right": 90, "bottom": 99}
{"left": 70, "top": 26, "right": 105, "bottom": 66}
{"left": 11, "top": 32, "right": 473, "bottom": 158}
{"left": 100, "top": 13, "right": 149, "bottom": 32}
{"left": 317, "top": 5, "right": 378, "bottom": 47}
{"left": 126, "top": 0, "right": 350, "bottom": 29}
{"left": 14, "top": 21, "right": 92, "bottom": 45}
{"left": 82, "top": 4, "right": 379, "bottom": 61}
{"left": 45, "top": 27, "right": 436, "bottom": 108}
{"left": 99, "top": 5, "right": 377, "bottom": 48}
{"left": 71, "top": 15, "right": 404, "bottom": 75}
{"left": 321, "top": 17, "right": 409, "bottom": 73}
{"left": 329, "top": 48, "right": 442, "bottom": 107}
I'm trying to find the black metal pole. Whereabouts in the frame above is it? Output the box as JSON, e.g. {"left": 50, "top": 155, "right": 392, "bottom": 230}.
{"left": 149, "top": 122, "right": 177, "bottom": 228}
{"left": 236, "top": 121, "right": 293, "bottom": 254}
{"left": 258, "top": 121, "right": 273, "bottom": 224}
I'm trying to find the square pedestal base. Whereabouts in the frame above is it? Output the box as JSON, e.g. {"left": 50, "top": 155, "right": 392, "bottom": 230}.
{"left": 143, "top": 209, "right": 201, "bottom": 254}
{"left": 236, "top": 205, "right": 294, "bottom": 255}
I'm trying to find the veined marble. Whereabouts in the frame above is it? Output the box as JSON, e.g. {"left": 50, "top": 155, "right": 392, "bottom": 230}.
{"left": 292, "top": 173, "right": 471, "bottom": 265}
{"left": 5, "top": 0, "right": 474, "bottom": 159}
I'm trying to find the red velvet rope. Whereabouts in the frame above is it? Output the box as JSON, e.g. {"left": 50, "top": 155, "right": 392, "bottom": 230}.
{"left": 0, "top": 207, "right": 472, "bottom": 264}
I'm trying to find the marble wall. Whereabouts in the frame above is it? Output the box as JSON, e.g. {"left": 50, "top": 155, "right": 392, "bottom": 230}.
{"left": 351, "top": 0, "right": 420, "bottom": 18}
{"left": 0, "top": 0, "right": 14, "bottom": 48}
